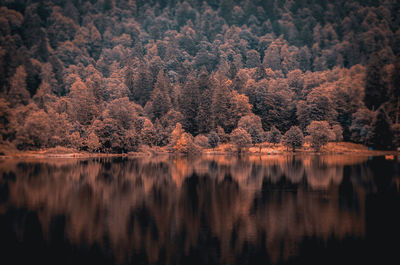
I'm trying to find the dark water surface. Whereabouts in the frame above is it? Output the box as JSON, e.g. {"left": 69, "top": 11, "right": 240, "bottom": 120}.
{"left": 0, "top": 155, "right": 399, "bottom": 265}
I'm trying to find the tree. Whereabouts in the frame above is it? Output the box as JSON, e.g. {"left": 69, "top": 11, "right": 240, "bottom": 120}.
{"left": 247, "top": 79, "right": 294, "bottom": 132}
{"left": 196, "top": 68, "right": 213, "bottom": 134}
{"left": 92, "top": 117, "right": 138, "bottom": 153}
{"left": 153, "top": 119, "right": 170, "bottom": 147}
{"left": 238, "top": 114, "right": 264, "bottom": 144}
{"left": 350, "top": 108, "right": 374, "bottom": 144}
{"left": 364, "top": 55, "right": 387, "bottom": 110}
{"left": 140, "top": 118, "right": 155, "bottom": 147}
{"left": 217, "top": 126, "right": 229, "bottom": 144}
{"left": 180, "top": 71, "right": 200, "bottom": 134}
{"left": 246, "top": 50, "right": 261, "bottom": 68}
{"left": 68, "top": 131, "right": 83, "bottom": 149}
{"left": 219, "top": 0, "right": 234, "bottom": 23}
{"left": 263, "top": 38, "right": 282, "bottom": 70}
{"left": 367, "top": 108, "right": 393, "bottom": 150}
{"left": 174, "top": 132, "right": 200, "bottom": 154}
{"left": 91, "top": 97, "right": 142, "bottom": 153}
{"left": 282, "top": 126, "right": 304, "bottom": 152}
{"left": 47, "top": 11, "right": 77, "bottom": 48}
{"left": 88, "top": 22, "right": 102, "bottom": 60}
{"left": 390, "top": 56, "right": 400, "bottom": 124}
{"left": 145, "top": 71, "right": 172, "bottom": 121}
{"left": 132, "top": 61, "right": 153, "bottom": 106}
{"left": 68, "top": 77, "right": 98, "bottom": 126}
{"left": 229, "top": 91, "right": 252, "bottom": 132}
{"left": 306, "top": 121, "right": 334, "bottom": 151}
{"left": 47, "top": 109, "right": 72, "bottom": 147}
{"left": 103, "top": 97, "right": 141, "bottom": 131}
{"left": 211, "top": 72, "right": 235, "bottom": 132}
{"left": 8, "top": 65, "right": 30, "bottom": 107}
{"left": 391, "top": 124, "right": 400, "bottom": 148}
{"left": 267, "top": 126, "right": 282, "bottom": 145}
{"left": 125, "top": 129, "right": 141, "bottom": 152}
{"left": 297, "top": 89, "right": 338, "bottom": 130}
{"left": 103, "top": 72, "right": 130, "bottom": 101}
{"left": 169, "top": 122, "right": 184, "bottom": 148}
{"left": 230, "top": 128, "right": 252, "bottom": 153}
{"left": 194, "top": 134, "right": 209, "bottom": 148}
{"left": 331, "top": 124, "right": 343, "bottom": 142}
{"left": 86, "top": 132, "right": 101, "bottom": 152}
{"left": 15, "top": 110, "right": 51, "bottom": 149}
{"left": 0, "top": 98, "right": 14, "bottom": 141}
{"left": 208, "top": 131, "right": 220, "bottom": 149}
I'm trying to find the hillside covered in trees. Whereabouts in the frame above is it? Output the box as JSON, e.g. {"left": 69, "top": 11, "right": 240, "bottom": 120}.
{"left": 0, "top": 0, "right": 399, "bottom": 153}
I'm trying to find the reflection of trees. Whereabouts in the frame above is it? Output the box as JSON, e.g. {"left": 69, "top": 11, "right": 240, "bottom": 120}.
{"left": 304, "top": 156, "right": 344, "bottom": 189}
{"left": 0, "top": 155, "right": 374, "bottom": 265}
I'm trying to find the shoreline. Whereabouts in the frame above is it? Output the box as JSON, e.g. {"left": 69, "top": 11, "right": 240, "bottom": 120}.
{"left": 0, "top": 148, "right": 397, "bottom": 160}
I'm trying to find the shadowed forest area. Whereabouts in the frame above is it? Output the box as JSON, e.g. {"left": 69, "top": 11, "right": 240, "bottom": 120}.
{"left": 0, "top": 0, "right": 400, "bottom": 153}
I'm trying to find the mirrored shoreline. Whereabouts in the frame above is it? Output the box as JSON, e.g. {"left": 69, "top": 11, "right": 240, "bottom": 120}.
{"left": 0, "top": 155, "right": 399, "bottom": 265}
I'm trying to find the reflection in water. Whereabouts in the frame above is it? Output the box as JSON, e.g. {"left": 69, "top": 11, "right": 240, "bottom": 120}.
{"left": 0, "top": 155, "right": 399, "bottom": 265}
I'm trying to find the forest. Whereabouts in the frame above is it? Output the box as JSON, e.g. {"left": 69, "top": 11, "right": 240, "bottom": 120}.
{"left": 0, "top": 0, "right": 399, "bottom": 153}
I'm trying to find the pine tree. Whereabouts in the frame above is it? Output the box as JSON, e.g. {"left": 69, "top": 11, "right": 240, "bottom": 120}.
{"left": 180, "top": 71, "right": 199, "bottom": 134}
{"left": 8, "top": 65, "right": 30, "bottom": 107}
{"left": 391, "top": 57, "right": 400, "bottom": 124}
{"left": 196, "top": 67, "right": 213, "bottom": 134}
{"left": 367, "top": 108, "right": 393, "bottom": 150}
{"left": 211, "top": 72, "right": 233, "bottom": 132}
{"left": 125, "top": 63, "right": 135, "bottom": 101}
{"left": 364, "top": 55, "right": 387, "bottom": 110}
{"left": 68, "top": 77, "right": 98, "bottom": 126}
{"left": 133, "top": 61, "right": 153, "bottom": 106}
{"left": 146, "top": 70, "right": 172, "bottom": 121}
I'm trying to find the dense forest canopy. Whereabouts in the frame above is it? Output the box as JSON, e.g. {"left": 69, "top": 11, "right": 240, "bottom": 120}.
{"left": 0, "top": 0, "right": 399, "bottom": 152}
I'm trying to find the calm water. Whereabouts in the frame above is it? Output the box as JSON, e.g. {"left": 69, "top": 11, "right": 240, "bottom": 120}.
{"left": 0, "top": 155, "right": 399, "bottom": 265}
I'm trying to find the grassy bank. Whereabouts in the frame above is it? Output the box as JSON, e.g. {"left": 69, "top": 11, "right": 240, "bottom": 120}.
{"left": 0, "top": 142, "right": 397, "bottom": 159}
{"left": 203, "top": 142, "right": 397, "bottom": 156}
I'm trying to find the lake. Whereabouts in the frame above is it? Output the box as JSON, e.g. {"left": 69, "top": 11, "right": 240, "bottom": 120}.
{"left": 0, "top": 154, "right": 399, "bottom": 265}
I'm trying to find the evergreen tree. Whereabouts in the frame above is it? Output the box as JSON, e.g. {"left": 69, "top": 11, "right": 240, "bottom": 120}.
{"left": 211, "top": 72, "right": 233, "bottom": 132}
{"left": 364, "top": 55, "right": 387, "bottom": 111}
{"left": 180, "top": 71, "right": 200, "bottom": 134}
{"left": 367, "top": 108, "right": 393, "bottom": 150}
{"left": 8, "top": 65, "right": 30, "bottom": 107}
{"left": 133, "top": 61, "right": 153, "bottom": 106}
{"left": 145, "top": 70, "right": 172, "bottom": 121}
{"left": 196, "top": 68, "right": 213, "bottom": 134}
{"left": 68, "top": 77, "right": 98, "bottom": 126}
{"left": 391, "top": 57, "right": 400, "bottom": 124}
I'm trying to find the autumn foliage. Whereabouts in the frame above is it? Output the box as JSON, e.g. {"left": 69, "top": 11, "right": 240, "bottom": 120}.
{"left": 0, "top": 0, "right": 399, "bottom": 152}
